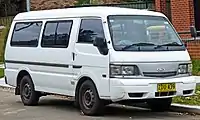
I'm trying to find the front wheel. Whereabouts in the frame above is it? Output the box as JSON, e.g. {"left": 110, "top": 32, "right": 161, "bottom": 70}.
{"left": 78, "top": 80, "right": 104, "bottom": 116}
{"left": 147, "top": 98, "right": 172, "bottom": 112}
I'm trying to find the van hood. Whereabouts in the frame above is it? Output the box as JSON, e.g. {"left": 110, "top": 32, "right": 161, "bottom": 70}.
{"left": 109, "top": 50, "right": 191, "bottom": 63}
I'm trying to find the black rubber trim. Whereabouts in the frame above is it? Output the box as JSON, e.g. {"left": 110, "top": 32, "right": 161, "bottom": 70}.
{"left": 5, "top": 60, "right": 69, "bottom": 68}
{"left": 5, "top": 76, "right": 8, "bottom": 84}
{"left": 72, "top": 65, "right": 82, "bottom": 69}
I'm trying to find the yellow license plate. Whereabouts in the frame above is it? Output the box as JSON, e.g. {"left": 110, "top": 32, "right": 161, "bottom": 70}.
{"left": 157, "top": 83, "right": 176, "bottom": 92}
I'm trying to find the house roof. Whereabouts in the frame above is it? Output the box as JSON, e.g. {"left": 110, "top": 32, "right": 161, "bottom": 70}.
{"left": 13, "top": 6, "right": 166, "bottom": 21}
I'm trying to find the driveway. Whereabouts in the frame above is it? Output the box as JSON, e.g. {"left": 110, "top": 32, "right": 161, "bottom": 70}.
{"left": 0, "top": 88, "right": 199, "bottom": 120}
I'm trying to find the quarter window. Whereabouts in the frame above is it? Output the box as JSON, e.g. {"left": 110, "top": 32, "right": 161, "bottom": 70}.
{"left": 41, "top": 20, "right": 73, "bottom": 48}
{"left": 78, "top": 19, "right": 105, "bottom": 43}
{"left": 11, "top": 22, "right": 42, "bottom": 47}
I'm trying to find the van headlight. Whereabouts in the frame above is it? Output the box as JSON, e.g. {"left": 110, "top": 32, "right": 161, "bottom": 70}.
{"left": 178, "top": 64, "right": 192, "bottom": 75}
{"left": 110, "top": 65, "right": 140, "bottom": 77}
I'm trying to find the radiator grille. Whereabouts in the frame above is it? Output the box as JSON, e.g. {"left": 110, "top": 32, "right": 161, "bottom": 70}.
{"left": 143, "top": 71, "right": 177, "bottom": 77}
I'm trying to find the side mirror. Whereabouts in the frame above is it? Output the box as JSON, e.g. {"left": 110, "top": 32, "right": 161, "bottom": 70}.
{"left": 93, "top": 37, "right": 105, "bottom": 47}
{"left": 93, "top": 37, "right": 108, "bottom": 55}
{"left": 190, "top": 26, "right": 197, "bottom": 38}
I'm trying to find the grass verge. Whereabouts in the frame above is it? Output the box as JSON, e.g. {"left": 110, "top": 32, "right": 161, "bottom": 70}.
{"left": 173, "top": 85, "right": 200, "bottom": 106}
{"left": 172, "top": 60, "right": 200, "bottom": 106}
{"left": 0, "top": 68, "right": 4, "bottom": 78}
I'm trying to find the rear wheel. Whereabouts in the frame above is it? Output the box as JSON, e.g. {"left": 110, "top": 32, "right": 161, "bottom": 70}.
{"left": 78, "top": 80, "right": 104, "bottom": 116}
{"left": 147, "top": 98, "right": 172, "bottom": 112}
{"left": 20, "top": 75, "right": 40, "bottom": 106}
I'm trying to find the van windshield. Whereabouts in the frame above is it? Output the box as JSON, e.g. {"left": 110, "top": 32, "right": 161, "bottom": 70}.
{"left": 107, "top": 15, "right": 186, "bottom": 51}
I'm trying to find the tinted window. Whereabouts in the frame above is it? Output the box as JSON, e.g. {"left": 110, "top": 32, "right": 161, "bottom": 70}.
{"left": 11, "top": 22, "right": 42, "bottom": 47}
{"left": 42, "top": 22, "right": 57, "bottom": 46}
{"left": 78, "top": 19, "right": 105, "bottom": 43}
{"left": 41, "top": 20, "right": 73, "bottom": 48}
{"left": 56, "top": 22, "right": 72, "bottom": 46}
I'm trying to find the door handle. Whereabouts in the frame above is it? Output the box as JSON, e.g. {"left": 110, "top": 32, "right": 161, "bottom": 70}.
{"left": 72, "top": 52, "right": 76, "bottom": 61}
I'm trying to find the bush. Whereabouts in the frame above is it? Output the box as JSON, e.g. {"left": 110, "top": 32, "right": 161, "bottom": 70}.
{"left": 0, "top": 26, "right": 9, "bottom": 63}
{"left": 173, "top": 85, "right": 200, "bottom": 105}
{"left": 192, "top": 60, "right": 200, "bottom": 76}
{"left": 0, "top": 68, "right": 4, "bottom": 78}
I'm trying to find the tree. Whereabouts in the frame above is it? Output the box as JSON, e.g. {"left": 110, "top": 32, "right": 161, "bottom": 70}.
{"left": 76, "top": 0, "right": 90, "bottom": 5}
{"left": 0, "top": 0, "right": 26, "bottom": 16}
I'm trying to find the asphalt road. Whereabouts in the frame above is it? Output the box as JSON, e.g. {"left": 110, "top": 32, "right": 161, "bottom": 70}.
{"left": 0, "top": 88, "right": 200, "bottom": 120}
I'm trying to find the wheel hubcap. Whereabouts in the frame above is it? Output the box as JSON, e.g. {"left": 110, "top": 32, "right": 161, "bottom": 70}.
{"left": 22, "top": 83, "right": 31, "bottom": 100}
{"left": 82, "top": 89, "right": 95, "bottom": 109}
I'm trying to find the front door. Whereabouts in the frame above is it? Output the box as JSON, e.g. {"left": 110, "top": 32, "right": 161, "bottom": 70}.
{"left": 72, "top": 18, "right": 110, "bottom": 97}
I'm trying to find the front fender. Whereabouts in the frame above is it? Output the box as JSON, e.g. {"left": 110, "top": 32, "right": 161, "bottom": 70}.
{"left": 73, "top": 67, "right": 110, "bottom": 99}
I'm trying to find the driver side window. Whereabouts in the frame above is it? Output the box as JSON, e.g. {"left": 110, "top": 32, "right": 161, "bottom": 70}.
{"left": 78, "top": 19, "right": 105, "bottom": 43}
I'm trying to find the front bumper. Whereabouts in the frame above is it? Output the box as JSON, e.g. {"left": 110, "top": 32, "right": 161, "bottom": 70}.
{"left": 109, "top": 76, "right": 196, "bottom": 102}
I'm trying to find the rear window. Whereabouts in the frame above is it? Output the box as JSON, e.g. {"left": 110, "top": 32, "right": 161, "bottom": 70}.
{"left": 10, "top": 22, "right": 42, "bottom": 47}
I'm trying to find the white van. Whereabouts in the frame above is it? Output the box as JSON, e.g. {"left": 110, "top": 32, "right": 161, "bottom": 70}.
{"left": 4, "top": 6, "right": 196, "bottom": 115}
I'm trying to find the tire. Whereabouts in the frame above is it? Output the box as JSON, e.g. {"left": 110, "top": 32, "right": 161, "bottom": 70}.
{"left": 73, "top": 97, "right": 80, "bottom": 109}
{"left": 20, "top": 75, "right": 40, "bottom": 106}
{"left": 147, "top": 98, "right": 172, "bottom": 112}
{"left": 103, "top": 100, "right": 112, "bottom": 106}
{"left": 78, "top": 80, "right": 104, "bottom": 116}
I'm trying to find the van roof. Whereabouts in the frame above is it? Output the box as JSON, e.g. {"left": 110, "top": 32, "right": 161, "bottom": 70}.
{"left": 14, "top": 6, "right": 166, "bottom": 21}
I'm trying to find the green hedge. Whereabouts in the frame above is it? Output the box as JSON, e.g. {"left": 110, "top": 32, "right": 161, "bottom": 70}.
{"left": 0, "top": 68, "right": 4, "bottom": 78}
{"left": 192, "top": 60, "right": 200, "bottom": 76}
{"left": 0, "top": 26, "right": 9, "bottom": 63}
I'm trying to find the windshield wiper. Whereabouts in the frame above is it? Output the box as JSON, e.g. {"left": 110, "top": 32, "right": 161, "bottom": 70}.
{"left": 160, "top": 42, "right": 183, "bottom": 46}
{"left": 154, "top": 42, "right": 183, "bottom": 49}
{"left": 122, "top": 43, "right": 155, "bottom": 50}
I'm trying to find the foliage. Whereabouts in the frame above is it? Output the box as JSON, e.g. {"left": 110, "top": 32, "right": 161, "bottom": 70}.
{"left": 172, "top": 60, "right": 200, "bottom": 105}
{"left": 0, "top": 26, "right": 9, "bottom": 63}
{"left": 192, "top": 60, "right": 200, "bottom": 76}
{"left": 76, "top": 0, "right": 90, "bottom": 5}
{"left": 0, "top": 68, "right": 4, "bottom": 78}
{"left": 173, "top": 85, "right": 200, "bottom": 105}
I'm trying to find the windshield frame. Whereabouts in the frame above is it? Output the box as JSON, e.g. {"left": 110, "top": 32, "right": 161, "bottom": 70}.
{"left": 107, "top": 15, "right": 186, "bottom": 52}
